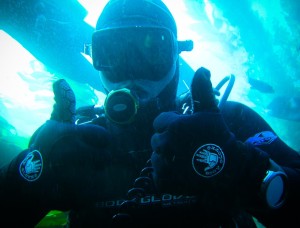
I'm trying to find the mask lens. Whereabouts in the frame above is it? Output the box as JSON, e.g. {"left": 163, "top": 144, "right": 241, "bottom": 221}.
{"left": 92, "top": 27, "right": 176, "bottom": 82}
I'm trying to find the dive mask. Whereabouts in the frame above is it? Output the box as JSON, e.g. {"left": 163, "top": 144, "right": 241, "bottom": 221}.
{"left": 92, "top": 26, "right": 178, "bottom": 82}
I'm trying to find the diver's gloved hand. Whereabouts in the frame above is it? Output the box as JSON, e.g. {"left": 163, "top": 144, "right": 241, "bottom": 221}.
{"left": 1, "top": 79, "right": 111, "bottom": 211}
{"left": 150, "top": 67, "right": 270, "bottom": 211}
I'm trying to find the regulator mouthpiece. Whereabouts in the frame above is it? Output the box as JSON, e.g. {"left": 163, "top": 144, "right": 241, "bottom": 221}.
{"left": 104, "top": 88, "right": 139, "bottom": 125}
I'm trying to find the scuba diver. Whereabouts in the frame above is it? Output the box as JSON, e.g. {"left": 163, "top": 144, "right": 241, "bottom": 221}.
{"left": 1, "top": 0, "right": 300, "bottom": 227}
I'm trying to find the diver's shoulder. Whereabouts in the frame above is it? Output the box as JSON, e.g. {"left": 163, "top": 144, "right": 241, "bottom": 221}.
{"left": 222, "top": 100, "right": 247, "bottom": 109}
{"left": 221, "top": 100, "right": 258, "bottom": 118}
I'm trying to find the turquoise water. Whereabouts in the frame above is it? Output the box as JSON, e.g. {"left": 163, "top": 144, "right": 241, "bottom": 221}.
{"left": 0, "top": 0, "right": 299, "bottom": 164}
{"left": 0, "top": 0, "right": 299, "bottom": 227}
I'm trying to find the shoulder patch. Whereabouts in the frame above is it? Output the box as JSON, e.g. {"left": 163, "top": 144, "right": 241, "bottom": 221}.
{"left": 19, "top": 150, "right": 43, "bottom": 182}
{"left": 192, "top": 144, "right": 225, "bottom": 178}
{"left": 246, "top": 131, "right": 277, "bottom": 146}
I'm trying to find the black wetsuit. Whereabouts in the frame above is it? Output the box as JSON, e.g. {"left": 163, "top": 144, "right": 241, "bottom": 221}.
{"left": 67, "top": 95, "right": 300, "bottom": 227}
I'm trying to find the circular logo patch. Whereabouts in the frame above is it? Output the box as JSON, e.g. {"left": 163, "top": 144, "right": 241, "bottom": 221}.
{"left": 19, "top": 150, "right": 43, "bottom": 182}
{"left": 192, "top": 144, "right": 225, "bottom": 178}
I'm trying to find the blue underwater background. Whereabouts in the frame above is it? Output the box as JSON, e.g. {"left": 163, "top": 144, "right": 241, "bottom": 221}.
{"left": 0, "top": 0, "right": 299, "bottom": 226}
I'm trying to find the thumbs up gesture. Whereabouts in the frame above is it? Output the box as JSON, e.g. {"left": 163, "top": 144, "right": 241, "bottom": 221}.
{"left": 1, "top": 79, "right": 111, "bottom": 214}
{"left": 150, "top": 67, "right": 270, "bottom": 213}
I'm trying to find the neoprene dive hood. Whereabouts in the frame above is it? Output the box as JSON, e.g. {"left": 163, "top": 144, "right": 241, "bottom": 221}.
{"left": 92, "top": 0, "right": 181, "bottom": 124}
{"left": 96, "top": 0, "right": 177, "bottom": 36}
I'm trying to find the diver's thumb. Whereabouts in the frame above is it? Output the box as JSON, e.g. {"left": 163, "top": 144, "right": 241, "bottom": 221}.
{"left": 191, "top": 67, "right": 219, "bottom": 113}
{"left": 50, "top": 79, "right": 76, "bottom": 123}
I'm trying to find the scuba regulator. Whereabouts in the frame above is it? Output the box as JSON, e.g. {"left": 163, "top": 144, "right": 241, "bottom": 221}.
{"left": 104, "top": 88, "right": 139, "bottom": 125}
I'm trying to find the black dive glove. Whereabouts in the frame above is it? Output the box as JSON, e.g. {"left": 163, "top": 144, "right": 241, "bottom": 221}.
{"left": 1, "top": 79, "right": 111, "bottom": 213}
{"left": 150, "top": 67, "right": 270, "bottom": 212}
